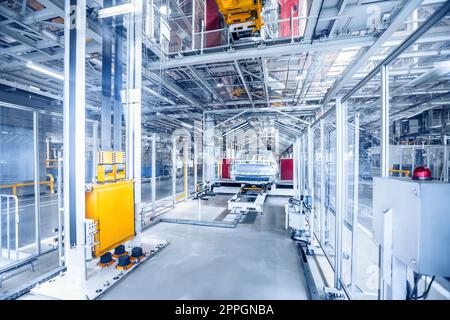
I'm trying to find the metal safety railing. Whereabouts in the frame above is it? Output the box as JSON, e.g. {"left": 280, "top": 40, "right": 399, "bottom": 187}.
{"left": 0, "top": 175, "right": 55, "bottom": 196}
{"left": 0, "top": 194, "right": 19, "bottom": 261}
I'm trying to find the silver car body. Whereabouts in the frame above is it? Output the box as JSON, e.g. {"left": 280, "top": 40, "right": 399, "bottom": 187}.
{"left": 230, "top": 150, "right": 278, "bottom": 184}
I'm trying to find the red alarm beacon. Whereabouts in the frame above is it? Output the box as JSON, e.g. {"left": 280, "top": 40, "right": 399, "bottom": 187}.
{"left": 412, "top": 166, "right": 432, "bottom": 180}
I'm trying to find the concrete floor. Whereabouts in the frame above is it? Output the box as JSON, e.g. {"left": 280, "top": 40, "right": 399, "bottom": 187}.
{"left": 101, "top": 195, "right": 308, "bottom": 300}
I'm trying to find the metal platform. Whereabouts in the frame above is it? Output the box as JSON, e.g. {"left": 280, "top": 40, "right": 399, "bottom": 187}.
{"left": 29, "top": 238, "right": 168, "bottom": 300}
{"left": 227, "top": 184, "right": 268, "bottom": 214}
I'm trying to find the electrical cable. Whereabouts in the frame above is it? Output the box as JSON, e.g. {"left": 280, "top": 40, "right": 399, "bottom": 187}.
{"left": 407, "top": 273, "right": 436, "bottom": 300}
{"left": 416, "top": 276, "right": 435, "bottom": 300}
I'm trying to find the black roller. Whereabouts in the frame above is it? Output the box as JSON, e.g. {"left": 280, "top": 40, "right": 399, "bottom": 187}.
{"left": 131, "top": 247, "right": 143, "bottom": 258}
{"left": 117, "top": 254, "right": 131, "bottom": 267}
{"left": 99, "top": 252, "right": 113, "bottom": 264}
{"left": 114, "top": 244, "right": 126, "bottom": 255}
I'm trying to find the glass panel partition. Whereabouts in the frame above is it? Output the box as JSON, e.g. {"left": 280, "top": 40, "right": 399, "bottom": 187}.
{"left": 346, "top": 72, "right": 382, "bottom": 299}
{"left": 322, "top": 109, "right": 336, "bottom": 268}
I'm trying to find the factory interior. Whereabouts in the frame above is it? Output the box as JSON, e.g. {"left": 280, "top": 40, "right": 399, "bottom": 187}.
{"left": 0, "top": 0, "right": 449, "bottom": 302}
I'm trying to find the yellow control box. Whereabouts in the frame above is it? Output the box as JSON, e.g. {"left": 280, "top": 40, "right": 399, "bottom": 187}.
{"left": 85, "top": 180, "right": 135, "bottom": 258}
{"left": 98, "top": 151, "right": 114, "bottom": 164}
{"left": 97, "top": 164, "right": 115, "bottom": 182}
{"left": 114, "top": 151, "right": 125, "bottom": 164}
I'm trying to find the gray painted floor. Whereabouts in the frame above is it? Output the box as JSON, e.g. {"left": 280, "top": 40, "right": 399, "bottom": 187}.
{"left": 101, "top": 196, "right": 308, "bottom": 300}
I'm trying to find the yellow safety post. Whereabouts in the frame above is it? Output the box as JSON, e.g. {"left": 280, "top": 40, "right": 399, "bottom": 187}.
{"left": 46, "top": 174, "right": 55, "bottom": 194}
{"left": 389, "top": 169, "right": 411, "bottom": 177}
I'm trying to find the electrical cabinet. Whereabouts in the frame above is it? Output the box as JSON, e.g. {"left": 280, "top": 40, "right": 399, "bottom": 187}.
{"left": 85, "top": 180, "right": 135, "bottom": 258}
{"left": 373, "top": 177, "right": 450, "bottom": 276}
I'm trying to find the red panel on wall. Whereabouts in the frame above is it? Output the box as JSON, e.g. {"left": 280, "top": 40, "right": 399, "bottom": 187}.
{"left": 222, "top": 158, "right": 232, "bottom": 179}
{"left": 206, "top": 0, "right": 221, "bottom": 47}
{"left": 280, "top": 0, "right": 300, "bottom": 38}
{"left": 280, "top": 158, "right": 294, "bottom": 180}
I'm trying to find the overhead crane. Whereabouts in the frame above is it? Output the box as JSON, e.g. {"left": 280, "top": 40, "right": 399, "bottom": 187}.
{"left": 215, "top": 0, "right": 265, "bottom": 40}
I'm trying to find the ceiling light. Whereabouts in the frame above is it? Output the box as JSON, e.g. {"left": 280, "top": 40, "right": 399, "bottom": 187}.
{"left": 26, "top": 61, "right": 64, "bottom": 81}
{"left": 159, "top": 5, "right": 171, "bottom": 16}
{"left": 180, "top": 121, "right": 193, "bottom": 129}
{"left": 217, "top": 79, "right": 224, "bottom": 88}
{"left": 98, "top": 3, "right": 136, "bottom": 18}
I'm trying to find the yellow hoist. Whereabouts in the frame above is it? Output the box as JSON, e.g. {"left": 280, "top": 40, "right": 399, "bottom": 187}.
{"left": 215, "top": 0, "right": 264, "bottom": 40}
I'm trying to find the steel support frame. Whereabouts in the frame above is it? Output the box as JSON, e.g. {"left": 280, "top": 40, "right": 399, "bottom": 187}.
{"left": 114, "top": 0, "right": 124, "bottom": 151}
{"left": 293, "top": 138, "right": 298, "bottom": 199}
{"left": 151, "top": 132, "right": 156, "bottom": 218}
{"left": 234, "top": 61, "right": 255, "bottom": 108}
{"left": 33, "top": 111, "right": 41, "bottom": 254}
{"left": 341, "top": 0, "right": 450, "bottom": 103}
{"left": 307, "top": 126, "right": 315, "bottom": 243}
{"left": 381, "top": 66, "right": 390, "bottom": 178}
{"left": 146, "top": 35, "right": 377, "bottom": 70}
{"left": 319, "top": 119, "right": 326, "bottom": 245}
{"left": 335, "top": 98, "right": 346, "bottom": 290}
{"left": 63, "top": 0, "right": 87, "bottom": 285}
{"left": 323, "top": 0, "right": 423, "bottom": 105}
{"left": 125, "top": 0, "right": 143, "bottom": 246}
{"left": 203, "top": 112, "right": 215, "bottom": 182}
{"left": 101, "top": 0, "right": 113, "bottom": 151}
{"left": 350, "top": 113, "right": 360, "bottom": 291}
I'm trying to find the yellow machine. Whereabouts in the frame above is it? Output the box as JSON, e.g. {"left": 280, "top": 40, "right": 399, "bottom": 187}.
{"left": 87, "top": 150, "right": 134, "bottom": 259}
{"left": 97, "top": 151, "right": 126, "bottom": 182}
{"left": 114, "top": 151, "right": 126, "bottom": 180}
{"left": 97, "top": 151, "right": 115, "bottom": 182}
{"left": 85, "top": 180, "right": 135, "bottom": 258}
{"left": 215, "top": 0, "right": 264, "bottom": 39}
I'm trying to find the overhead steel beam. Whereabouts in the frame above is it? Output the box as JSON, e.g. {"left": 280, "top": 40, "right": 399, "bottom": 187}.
{"left": 234, "top": 61, "right": 255, "bottom": 108}
{"left": 143, "top": 70, "right": 205, "bottom": 110}
{"left": 145, "top": 35, "right": 377, "bottom": 70}
{"left": 303, "top": 0, "right": 324, "bottom": 42}
{"left": 0, "top": 78, "right": 62, "bottom": 100}
{"left": 23, "top": 8, "right": 59, "bottom": 24}
{"left": 208, "top": 97, "right": 321, "bottom": 107}
{"left": 206, "top": 105, "right": 319, "bottom": 115}
{"left": 187, "top": 66, "right": 223, "bottom": 103}
{"left": 213, "top": 110, "right": 248, "bottom": 129}
{"left": 342, "top": 0, "right": 450, "bottom": 102}
{"left": 276, "top": 110, "right": 310, "bottom": 125}
{"left": 261, "top": 58, "right": 270, "bottom": 107}
{"left": 322, "top": 0, "right": 423, "bottom": 105}
{"left": 0, "top": 41, "right": 100, "bottom": 72}
{"left": 0, "top": 26, "right": 51, "bottom": 56}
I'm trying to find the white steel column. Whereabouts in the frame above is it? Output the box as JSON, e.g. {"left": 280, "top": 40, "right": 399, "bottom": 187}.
{"left": 63, "top": 0, "right": 87, "bottom": 285}
{"left": 293, "top": 138, "right": 299, "bottom": 199}
{"left": 151, "top": 132, "right": 156, "bottom": 218}
{"left": 191, "top": 0, "right": 196, "bottom": 50}
{"left": 92, "top": 121, "right": 98, "bottom": 183}
{"left": 381, "top": 66, "right": 390, "bottom": 178}
{"left": 335, "top": 98, "right": 346, "bottom": 289}
{"left": 33, "top": 111, "right": 41, "bottom": 254}
{"left": 184, "top": 137, "right": 189, "bottom": 199}
{"left": 194, "top": 132, "right": 198, "bottom": 189}
{"left": 319, "top": 119, "right": 326, "bottom": 244}
{"left": 350, "top": 113, "right": 360, "bottom": 289}
{"left": 172, "top": 135, "right": 177, "bottom": 206}
{"left": 307, "top": 126, "right": 314, "bottom": 242}
{"left": 203, "top": 113, "right": 215, "bottom": 182}
{"left": 126, "top": 0, "right": 143, "bottom": 245}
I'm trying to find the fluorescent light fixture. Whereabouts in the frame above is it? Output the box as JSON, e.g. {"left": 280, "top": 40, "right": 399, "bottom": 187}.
{"left": 26, "top": 61, "right": 64, "bottom": 81}
{"left": 180, "top": 121, "right": 193, "bottom": 129}
{"left": 98, "top": 3, "right": 136, "bottom": 18}
{"left": 159, "top": 5, "right": 171, "bottom": 16}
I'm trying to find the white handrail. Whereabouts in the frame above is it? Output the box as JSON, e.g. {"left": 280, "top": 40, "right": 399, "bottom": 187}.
{"left": 0, "top": 194, "right": 19, "bottom": 260}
